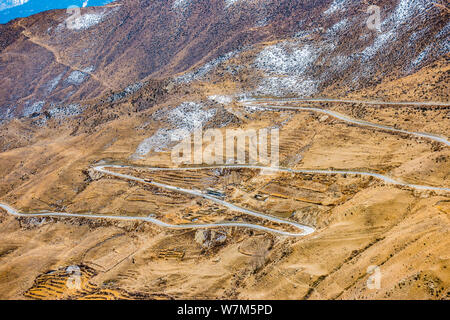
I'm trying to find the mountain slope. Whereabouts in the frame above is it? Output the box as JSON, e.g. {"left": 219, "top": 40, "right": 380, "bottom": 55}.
{"left": 0, "top": 0, "right": 449, "bottom": 300}
{"left": 1, "top": 0, "right": 448, "bottom": 119}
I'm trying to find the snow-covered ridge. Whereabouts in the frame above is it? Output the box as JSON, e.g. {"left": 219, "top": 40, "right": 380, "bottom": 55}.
{"left": 65, "top": 70, "right": 88, "bottom": 85}
{"left": 255, "top": 42, "right": 317, "bottom": 75}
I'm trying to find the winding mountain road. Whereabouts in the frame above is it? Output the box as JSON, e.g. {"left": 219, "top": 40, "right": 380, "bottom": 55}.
{"left": 1, "top": 98, "right": 449, "bottom": 237}
{"left": 243, "top": 97, "right": 450, "bottom": 107}
{"left": 0, "top": 202, "right": 312, "bottom": 237}
{"left": 0, "top": 163, "right": 315, "bottom": 237}
{"left": 241, "top": 99, "right": 450, "bottom": 146}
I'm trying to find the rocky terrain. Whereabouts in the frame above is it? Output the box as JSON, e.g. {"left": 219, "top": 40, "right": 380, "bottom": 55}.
{"left": 0, "top": 0, "right": 449, "bottom": 300}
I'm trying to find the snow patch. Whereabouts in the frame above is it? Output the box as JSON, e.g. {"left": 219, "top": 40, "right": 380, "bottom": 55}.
{"left": 57, "top": 7, "right": 120, "bottom": 32}
{"left": 225, "top": 0, "right": 241, "bottom": 8}
{"left": 410, "top": 45, "right": 432, "bottom": 70}
{"left": 392, "top": 0, "right": 429, "bottom": 25}
{"left": 67, "top": 12, "right": 106, "bottom": 30}
{"left": 326, "top": 18, "right": 348, "bottom": 36}
{"left": 254, "top": 41, "right": 320, "bottom": 97}
{"left": 108, "top": 82, "right": 144, "bottom": 103}
{"left": 132, "top": 102, "right": 217, "bottom": 158}
{"left": 82, "top": 65, "right": 95, "bottom": 73}
{"left": 436, "top": 21, "right": 450, "bottom": 39}
{"left": 65, "top": 70, "right": 88, "bottom": 85}
{"left": 168, "top": 102, "right": 216, "bottom": 132}
{"left": 172, "top": 0, "right": 191, "bottom": 12}
{"left": 383, "top": 0, "right": 432, "bottom": 31}
{"left": 255, "top": 16, "right": 269, "bottom": 27}
{"left": 23, "top": 101, "right": 44, "bottom": 117}
{"left": 133, "top": 128, "right": 187, "bottom": 156}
